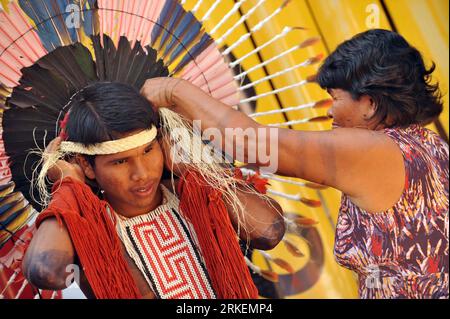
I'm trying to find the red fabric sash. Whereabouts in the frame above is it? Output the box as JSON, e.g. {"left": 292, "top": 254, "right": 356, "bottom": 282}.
{"left": 35, "top": 177, "right": 141, "bottom": 299}
{"left": 35, "top": 172, "right": 258, "bottom": 299}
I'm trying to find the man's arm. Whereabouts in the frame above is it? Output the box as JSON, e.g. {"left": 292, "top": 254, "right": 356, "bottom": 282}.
{"left": 22, "top": 217, "right": 75, "bottom": 290}
{"left": 225, "top": 186, "right": 285, "bottom": 250}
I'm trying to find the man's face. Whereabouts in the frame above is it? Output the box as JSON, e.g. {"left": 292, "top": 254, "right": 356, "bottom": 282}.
{"left": 86, "top": 130, "right": 164, "bottom": 217}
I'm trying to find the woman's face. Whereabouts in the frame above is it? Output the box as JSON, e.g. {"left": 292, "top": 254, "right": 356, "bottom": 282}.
{"left": 326, "top": 88, "right": 377, "bottom": 129}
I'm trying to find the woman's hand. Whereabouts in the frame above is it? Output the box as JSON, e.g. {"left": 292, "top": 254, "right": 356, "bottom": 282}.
{"left": 44, "top": 137, "right": 85, "bottom": 183}
{"left": 140, "top": 77, "right": 186, "bottom": 109}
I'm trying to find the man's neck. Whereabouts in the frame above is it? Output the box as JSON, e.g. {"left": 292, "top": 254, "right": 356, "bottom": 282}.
{"left": 110, "top": 186, "right": 164, "bottom": 219}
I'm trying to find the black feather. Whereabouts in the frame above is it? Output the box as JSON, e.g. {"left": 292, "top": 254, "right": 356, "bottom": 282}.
{"left": 2, "top": 35, "right": 169, "bottom": 210}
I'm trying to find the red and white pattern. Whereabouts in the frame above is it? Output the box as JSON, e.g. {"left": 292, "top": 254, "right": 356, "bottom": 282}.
{"left": 115, "top": 186, "right": 215, "bottom": 299}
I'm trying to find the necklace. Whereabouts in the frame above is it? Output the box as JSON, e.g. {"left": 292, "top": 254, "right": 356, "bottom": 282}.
{"left": 113, "top": 185, "right": 216, "bottom": 299}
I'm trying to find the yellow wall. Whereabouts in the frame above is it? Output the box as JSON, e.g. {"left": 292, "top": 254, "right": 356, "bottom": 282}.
{"left": 308, "top": 0, "right": 449, "bottom": 138}
{"left": 186, "top": 0, "right": 449, "bottom": 298}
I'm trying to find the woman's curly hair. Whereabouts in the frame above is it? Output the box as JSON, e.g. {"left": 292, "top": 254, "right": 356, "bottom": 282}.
{"left": 317, "top": 29, "right": 444, "bottom": 127}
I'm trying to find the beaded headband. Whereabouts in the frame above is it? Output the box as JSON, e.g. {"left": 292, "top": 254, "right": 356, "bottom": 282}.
{"left": 59, "top": 127, "right": 158, "bottom": 155}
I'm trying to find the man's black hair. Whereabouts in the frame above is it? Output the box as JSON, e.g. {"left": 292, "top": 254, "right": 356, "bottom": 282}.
{"left": 64, "top": 81, "right": 160, "bottom": 166}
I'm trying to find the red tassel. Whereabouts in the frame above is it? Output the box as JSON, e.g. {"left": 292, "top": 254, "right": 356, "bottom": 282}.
{"left": 234, "top": 168, "right": 269, "bottom": 194}
{"left": 58, "top": 111, "right": 70, "bottom": 140}
{"left": 178, "top": 172, "right": 258, "bottom": 299}
{"left": 248, "top": 175, "right": 269, "bottom": 194}
{"left": 36, "top": 178, "right": 141, "bottom": 299}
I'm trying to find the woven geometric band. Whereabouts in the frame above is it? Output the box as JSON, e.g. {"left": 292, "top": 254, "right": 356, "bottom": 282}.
{"left": 60, "top": 126, "right": 157, "bottom": 155}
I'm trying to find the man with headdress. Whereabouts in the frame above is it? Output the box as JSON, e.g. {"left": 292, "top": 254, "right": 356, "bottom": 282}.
{"left": 21, "top": 81, "right": 284, "bottom": 299}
